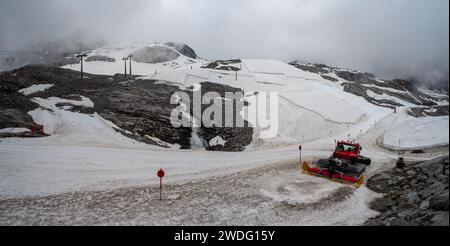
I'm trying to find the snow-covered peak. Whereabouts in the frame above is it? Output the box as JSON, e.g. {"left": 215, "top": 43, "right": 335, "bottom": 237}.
{"left": 80, "top": 42, "right": 197, "bottom": 62}
{"left": 61, "top": 42, "right": 204, "bottom": 76}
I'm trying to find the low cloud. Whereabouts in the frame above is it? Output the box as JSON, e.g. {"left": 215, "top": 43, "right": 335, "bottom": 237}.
{"left": 0, "top": 0, "right": 448, "bottom": 88}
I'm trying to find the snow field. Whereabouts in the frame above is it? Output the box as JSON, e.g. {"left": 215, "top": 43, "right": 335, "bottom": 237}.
{"left": 382, "top": 115, "right": 449, "bottom": 150}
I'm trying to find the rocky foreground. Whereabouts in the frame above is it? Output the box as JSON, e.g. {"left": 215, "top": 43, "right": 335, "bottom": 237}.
{"left": 365, "top": 155, "right": 449, "bottom": 226}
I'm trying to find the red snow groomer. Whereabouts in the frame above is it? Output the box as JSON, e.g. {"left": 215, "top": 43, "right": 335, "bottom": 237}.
{"left": 301, "top": 141, "right": 371, "bottom": 188}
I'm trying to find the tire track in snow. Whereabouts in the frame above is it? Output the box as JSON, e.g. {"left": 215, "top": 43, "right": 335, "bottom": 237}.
{"left": 0, "top": 161, "right": 376, "bottom": 226}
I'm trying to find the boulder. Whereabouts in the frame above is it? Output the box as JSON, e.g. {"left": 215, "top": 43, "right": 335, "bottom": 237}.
{"left": 419, "top": 200, "right": 430, "bottom": 210}
{"left": 0, "top": 109, "right": 34, "bottom": 129}
{"left": 430, "top": 212, "right": 449, "bottom": 226}
{"left": 365, "top": 155, "right": 449, "bottom": 226}
{"left": 430, "top": 193, "right": 449, "bottom": 211}
{"left": 406, "top": 169, "right": 417, "bottom": 177}
{"left": 369, "top": 197, "right": 395, "bottom": 212}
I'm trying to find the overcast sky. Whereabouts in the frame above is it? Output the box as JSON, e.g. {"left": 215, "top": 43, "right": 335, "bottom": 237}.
{"left": 0, "top": 0, "right": 448, "bottom": 86}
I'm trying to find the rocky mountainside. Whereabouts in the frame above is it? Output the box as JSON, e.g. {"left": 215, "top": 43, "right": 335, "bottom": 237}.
{"left": 164, "top": 42, "right": 198, "bottom": 59}
{"left": 1, "top": 42, "right": 448, "bottom": 151}
{"left": 365, "top": 155, "right": 449, "bottom": 226}
{"left": 0, "top": 65, "right": 252, "bottom": 150}
{"left": 290, "top": 62, "right": 449, "bottom": 114}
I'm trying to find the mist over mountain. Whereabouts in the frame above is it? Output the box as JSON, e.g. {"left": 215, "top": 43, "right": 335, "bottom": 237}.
{"left": 0, "top": 0, "right": 448, "bottom": 90}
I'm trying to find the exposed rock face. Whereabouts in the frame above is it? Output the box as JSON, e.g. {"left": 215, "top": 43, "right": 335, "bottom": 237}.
{"left": 290, "top": 62, "right": 448, "bottom": 112}
{"left": 365, "top": 156, "right": 449, "bottom": 226}
{"left": 0, "top": 67, "right": 43, "bottom": 132}
{"left": 407, "top": 106, "right": 449, "bottom": 117}
{"left": 164, "top": 42, "right": 198, "bottom": 59}
{"left": 0, "top": 109, "right": 34, "bottom": 130}
{"left": 87, "top": 79, "right": 193, "bottom": 148}
{"left": 131, "top": 46, "right": 180, "bottom": 64}
{"left": 203, "top": 59, "right": 241, "bottom": 71}
{"left": 290, "top": 62, "right": 332, "bottom": 74}
{"left": 320, "top": 75, "right": 338, "bottom": 82}
{"left": 342, "top": 82, "right": 403, "bottom": 108}
{"left": 190, "top": 82, "right": 253, "bottom": 151}
{"left": 0, "top": 65, "right": 253, "bottom": 151}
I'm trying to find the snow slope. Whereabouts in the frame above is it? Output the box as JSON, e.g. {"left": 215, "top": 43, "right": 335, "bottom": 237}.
{"left": 26, "top": 96, "right": 149, "bottom": 148}
{"left": 62, "top": 43, "right": 204, "bottom": 76}
{"left": 382, "top": 115, "right": 449, "bottom": 150}
{"left": 145, "top": 58, "right": 393, "bottom": 147}
{"left": 282, "top": 90, "right": 365, "bottom": 123}
{"left": 63, "top": 50, "right": 395, "bottom": 146}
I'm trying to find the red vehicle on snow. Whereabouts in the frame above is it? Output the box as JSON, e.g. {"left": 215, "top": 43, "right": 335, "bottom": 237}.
{"left": 332, "top": 141, "right": 371, "bottom": 165}
{"left": 301, "top": 140, "right": 371, "bottom": 188}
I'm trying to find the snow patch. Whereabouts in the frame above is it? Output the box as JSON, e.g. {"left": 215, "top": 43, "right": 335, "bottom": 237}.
{"left": 209, "top": 136, "right": 226, "bottom": 146}
{"left": 382, "top": 116, "right": 449, "bottom": 150}
{"left": 145, "top": 135, "right": 181, "bottom": 149}
{"left": 19, "top": 84, "right": 53, "bottom": 95}
{"left": 27, "top": 95, "right": 149, "bottom": 148}
{"left": 0, "top": 128, "right": 31, "bottom": 134}
{"left": 32, "top": 96, "right": 94, "bottom": 109}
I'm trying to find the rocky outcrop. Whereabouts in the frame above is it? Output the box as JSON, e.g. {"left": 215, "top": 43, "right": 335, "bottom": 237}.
{"left": 164, "top": 42, "right": 198, "bottom": 59}
{"left": 320, "top": 75, "right": 338, "bottom": 82}
{"left": 365, "top": 156, "right": 449, "bottom": 226}
{"left": 191, "top": 82, "right": 253, "bottom": 151}
{"left": 89, "top": 79, "right": 193, "bottom": 148}
{"left": 0, "top": 109, "right": 34, "bottom": 130}
{"left": 342, "top": 82, "right": 402, "bottom": 109}
{"left": 203, "top": 59, "right": 241, "bottom": 71}
{"left": 289, "top": 62, "right": 332, "bottom": 74}
{"left": 0, "top": 65, "right": 253, "bottom": 151}
{"left": 0, "top": 69, "right": 41, "bottom": 130}
{"left": 407, "top": 106, "right": 449, "bottom": 117}
{"left": 290, "top": 62, "right": 446, "bottom": 110}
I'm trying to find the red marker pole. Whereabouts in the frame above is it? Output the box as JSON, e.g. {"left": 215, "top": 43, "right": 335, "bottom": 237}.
{"left": 157, "top": 168, "right": 165, "bottom": 200}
